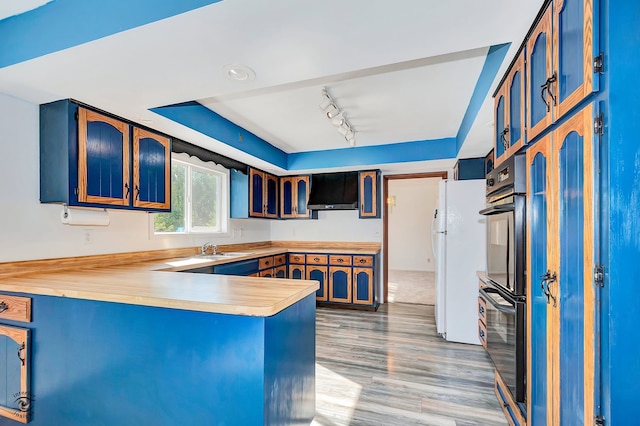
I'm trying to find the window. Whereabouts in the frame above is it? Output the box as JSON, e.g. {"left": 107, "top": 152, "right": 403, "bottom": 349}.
{"left": 154, "top": 153, "right": 229, "bottom": 234}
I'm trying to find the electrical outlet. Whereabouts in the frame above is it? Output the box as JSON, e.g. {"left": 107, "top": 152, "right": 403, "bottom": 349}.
{"left": 84, "top": 230, "right": 93, "bottom": 245}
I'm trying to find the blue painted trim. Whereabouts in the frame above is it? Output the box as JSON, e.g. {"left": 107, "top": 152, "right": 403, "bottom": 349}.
{"left": 151, "top": 102, "right": 289, "bottom": 169}
{"left": 287, "top": 138, "right": 456, "bottom": 170}
{"left": 455, "top": 43, "right": 511, "bottom": 153}
{"left": 0, "top": 0, "right": 222, "bottom": 69}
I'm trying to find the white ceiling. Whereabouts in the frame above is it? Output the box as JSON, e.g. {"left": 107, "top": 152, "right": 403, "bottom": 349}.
{"left": 0, "top": 0, "right": 543, "bottom": 174}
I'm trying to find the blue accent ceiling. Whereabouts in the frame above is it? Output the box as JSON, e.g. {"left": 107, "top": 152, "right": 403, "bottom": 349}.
{"left": 0, "top": 0, "right": 222, "bottom": 69}
{"left": 1, "top": 1, "right": 511, "bottom": 170}
{"left": 456, "top": 43, "right": 511, "bottom": 153}
{"left": 151, "top": 102, "right": 289, "bottom": 170}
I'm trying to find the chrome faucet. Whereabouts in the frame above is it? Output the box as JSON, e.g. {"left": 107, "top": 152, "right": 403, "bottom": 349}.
{"left": 201, "top": 242, "right": 213, "bottom": 255}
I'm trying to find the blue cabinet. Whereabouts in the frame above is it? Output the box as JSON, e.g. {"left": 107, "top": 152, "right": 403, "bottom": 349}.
{"left": 232, "top": 168, "right": 278, "bottom": 219}
{"left": 40, "top": 99, "right": 171, "bottom": 212}
{"left": 353, "top": 267, "right": 374, "bottom": 305}
{"left": 132, "top": 128, "right": 171, "bottom": 210}
{"left": 250, "top": 168, "right": 278, "bottom": 218}
{"left": 306, "top": 264, "right": 328, "bottom": 301}
{"left": 328, "top": 266, "right": 351, "bottom": 303}
{"left": 526, "top": 103, "right": 597, "bottom": 423}
{"left": 280, "top": 175, "right": 316, "bottom": 219}
{"left": 0, "top": 324, "right": 30, "bottom": 423}
{"left": 494, "top": 50, "right": 525, "bottom": 166}
{"left": 527, "top": 0, "right": 599, "bottom": 141}
{"left": 359, "top": 170, "right": 381, "bottom": 218}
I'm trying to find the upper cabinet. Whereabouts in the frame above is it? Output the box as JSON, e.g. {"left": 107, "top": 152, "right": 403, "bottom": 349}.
{"left": 527, "top": 6, "right": 554, "bottom": 141}
{"left": 40, "top": 99, "right": 171, "bottom": 212}
{"left": 496, "top": 0, "right": 599, "bottom": 162}
{"left": 280, "top": 175, "right": 317, "bottom": 219}
{"left": 359, "top": 170, "right": 381, "bottom": 218}
{"left": 249, "top": 168, "right": 278, "bottom": 218}
{"left": 527, "top": 0, "right": 599, "bottom": 141}
{"left": 132, "top": 128, "right": 171, "bottom": 210}
{"left": 495, "top": 51, "right": 526, "bottom": 166}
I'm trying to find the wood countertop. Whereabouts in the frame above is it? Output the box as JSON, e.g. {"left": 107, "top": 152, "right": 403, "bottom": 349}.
{"left": 0, "top": 242, "right": 380, "bottom": 317}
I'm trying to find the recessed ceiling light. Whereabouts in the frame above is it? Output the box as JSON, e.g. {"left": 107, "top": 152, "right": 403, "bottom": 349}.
{"left": 222, "top": 64, "right": 255, "bottom": 82}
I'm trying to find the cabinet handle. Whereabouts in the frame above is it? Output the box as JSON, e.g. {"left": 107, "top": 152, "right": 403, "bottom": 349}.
{"left": 124, "top": 183, "right": 130, "bottom": 199}
{"left": 540, "top": 72, "right": 557, "bottom": 112}
{"left": 0, "top": 301, "right": 7, "bottom": 313}
{"left": 500, "top": 126, "right": 510, "bottom": 151}
{"left": 337, "top": 258, "right": 344, "bottom": 263}
{"left": 135, "top": 184, "right": 140, "bottom": 201}
{"left": 359, "top": 259, "right": 366, "bottom": 264}
{"left": 540, "top": 270, "right": 557, "bottom": 307}
{"left": 17, "top": 342, "right": 25, "bottom": 366}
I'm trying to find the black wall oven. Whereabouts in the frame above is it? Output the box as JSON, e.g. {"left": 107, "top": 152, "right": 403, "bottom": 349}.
{"left": 479, "top": 154, "right": 527, "bottom": 404}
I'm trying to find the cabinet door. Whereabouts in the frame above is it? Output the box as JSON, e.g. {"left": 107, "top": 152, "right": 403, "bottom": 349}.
{"left": 329, "top": 266, "right": 352, "bottom": 303}
{"left": 289, "top": 264, "right": 306, "bottom": 280}
{"left": 494, "top": 86, "right": 509, "bottom": 166}
{"left": 77, "top": 108, "right": 130, "bottom": 206}
{"left": 550, "top": 103, "right": 595, "bottom": 425}
{"left": 274, "top": 265, "right": 286, "bottom": 278}
{"left": 280, "top": 177, "right": 295, "bottom": 218}
{"left": 353, "top": 268, "right": 373, "bottom": 305}
{"left": 359, "top": 170, "right": 380, "bottom": 218}
{"left": 264, "top": 173, "right": 279, "bottom": 218}
{"left": 0, "top": 325, "right": 30, "bottom": 423}
{"left": 249, "top": 169, "right": 265, "bottom": 217}
{"left": 294, "top": 176, "right": 310, "bottom": 218}
{"left": 259, "top": 268, "right": 274, "bottom": 278}
{"left": 307, "top": 265, "right": 328, "bottom": 301}
{"left": 507, "top": 52, "right": 525, "bottom": 153}
{"left": 553, "top": 0, "right": 598, "bottom": 120}
{"left": 526, "top": 5, "right": 554, "bottom": 141}
{"left": 132, "top": 127, "right": 170, "bottom": 210}
{"left": 526, "top": 134, "right": 551, "bottom": 425}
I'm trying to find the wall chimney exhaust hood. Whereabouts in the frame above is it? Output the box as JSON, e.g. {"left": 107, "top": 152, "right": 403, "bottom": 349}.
{"left": 307, "top": 171, "right": 358, "bottom": 210}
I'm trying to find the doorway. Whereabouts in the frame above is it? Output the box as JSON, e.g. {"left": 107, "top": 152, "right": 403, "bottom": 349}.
{"left": 383, "top": 172, "right": 447, "bottom": 304}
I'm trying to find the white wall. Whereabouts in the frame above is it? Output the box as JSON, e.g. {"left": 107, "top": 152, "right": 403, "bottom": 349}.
{"left": 0, "top": 93, "right": 271, "bottom": 262}
{"left": 387, "top": 178, "right": 440, "bottom": 271}
{"left": 270, "top": 209, "right": 382, "bottom": 243}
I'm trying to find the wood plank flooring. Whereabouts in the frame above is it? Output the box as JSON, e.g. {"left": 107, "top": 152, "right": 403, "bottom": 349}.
{"left": 313, "top": 303, "right": 507, "bottom": 426}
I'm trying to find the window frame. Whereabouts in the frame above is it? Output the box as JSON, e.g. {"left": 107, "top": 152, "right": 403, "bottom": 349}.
{"left": 150, "top": 152, "right": 230, "bottom": 238}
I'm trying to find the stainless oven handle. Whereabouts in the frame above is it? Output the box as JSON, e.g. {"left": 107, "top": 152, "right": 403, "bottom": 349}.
{"left": 479, "top": 288, "right": 516, "bottom": 315}
{"left": 479, "top": 203, "right": 515, "bottom": 216}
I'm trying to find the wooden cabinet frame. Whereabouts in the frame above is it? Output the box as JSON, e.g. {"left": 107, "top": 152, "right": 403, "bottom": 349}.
{"left": 0, "top": 325, "right": 30, "bottom": 423}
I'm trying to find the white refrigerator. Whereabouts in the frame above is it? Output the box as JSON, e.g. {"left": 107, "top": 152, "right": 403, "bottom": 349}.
{"left": 431, "top": 179, "right": 486, "bottom": 345}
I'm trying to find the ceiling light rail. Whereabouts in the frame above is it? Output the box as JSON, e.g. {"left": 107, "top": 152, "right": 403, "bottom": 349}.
{"left": 320, "top": 87, "right": 356, "bottom": 147}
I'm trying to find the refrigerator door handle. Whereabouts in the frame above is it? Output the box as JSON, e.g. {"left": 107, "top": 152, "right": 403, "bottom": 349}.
{"left": 430, "top": 208, "right": 439, "bottom": 259}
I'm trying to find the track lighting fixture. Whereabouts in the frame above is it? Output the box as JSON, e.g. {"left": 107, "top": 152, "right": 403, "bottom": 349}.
{"left": 319, "top": 87, "right": 356, "bottom": 147}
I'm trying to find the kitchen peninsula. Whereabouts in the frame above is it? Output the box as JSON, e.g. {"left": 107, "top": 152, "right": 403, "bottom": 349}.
{"left": 0, "top": 248, "right": 320, "bottom": 425}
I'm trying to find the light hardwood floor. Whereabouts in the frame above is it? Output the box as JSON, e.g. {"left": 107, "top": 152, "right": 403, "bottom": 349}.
{"left": 387, "top": 269, "right": 436, "bottom": 305}
{"left": 313, "top": 303, "right": 507, "bottom": 426}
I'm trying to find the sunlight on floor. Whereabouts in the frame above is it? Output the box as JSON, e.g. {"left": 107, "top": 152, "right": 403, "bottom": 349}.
{"left": 312, "top": 363, "right": 362, "bottom": 426}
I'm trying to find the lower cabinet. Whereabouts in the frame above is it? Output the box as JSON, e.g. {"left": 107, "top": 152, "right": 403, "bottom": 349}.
{"left": 306, "top": 264, "right": 328, "bottom": 301}
{"left": 495, "top": 371, "right": 526, "bottom": 426}
{"left": 328, "top": 266, "right": 352, "bottom": 303}
{"left": 0, "top": 295, "right": 32, "bottom": 424}
{"left": 352, "top": 267, "right": 373, "bottom": 305}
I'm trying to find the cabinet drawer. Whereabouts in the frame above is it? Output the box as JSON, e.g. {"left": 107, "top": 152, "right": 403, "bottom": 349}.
{"left": 306, "top": 254, "right": 328, "bottom": 265}
{"left": 289, "top": 253, "right": 306, "bottom": 264}
{"left": 353, "top": 256, "right": 373, "bottom": 267}
{"left": 478, "top": 297, "right": 487, "bottom": 324}
{"left": 273, "top": 254, "right": 286, "bottom": 267}
{"left": 478, "top": 319, "right": 487, "bottom": 349}
{"left": 0, "top": 295, "right": 31, "bottom": 323}
{"left": 329, "top": 255, "right": 352, "bottom": 266}
{"left": 259, "top": 256, "right": 274, "bottom": 270}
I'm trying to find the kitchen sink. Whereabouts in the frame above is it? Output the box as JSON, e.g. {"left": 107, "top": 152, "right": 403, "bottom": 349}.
{"left": 198, "top": 252, "right": 252, "bottom": 259}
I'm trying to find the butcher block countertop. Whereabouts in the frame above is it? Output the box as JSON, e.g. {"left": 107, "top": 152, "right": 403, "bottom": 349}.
{"left": 0, "top": 241, "right": 380, "bottom": 317}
